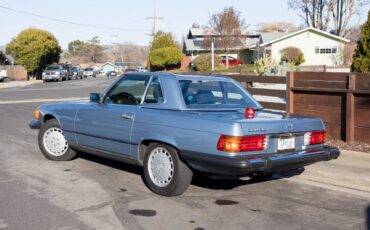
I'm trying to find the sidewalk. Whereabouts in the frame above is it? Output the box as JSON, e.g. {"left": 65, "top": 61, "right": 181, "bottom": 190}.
{"left": 282, "top": 150, "right": 370, "bottom": 198}
{"left": 0, "top": 79, "right": 42, "bottom": 89}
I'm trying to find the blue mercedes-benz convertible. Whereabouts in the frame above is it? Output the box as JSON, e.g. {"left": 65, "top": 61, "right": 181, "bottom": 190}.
{"left": 30, "top": 73, "right": 340, "bottom": 196}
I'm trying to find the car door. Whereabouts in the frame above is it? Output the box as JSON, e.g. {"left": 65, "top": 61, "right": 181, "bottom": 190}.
{"left": 75, "top": 75, "right": 151, "bottom": 157}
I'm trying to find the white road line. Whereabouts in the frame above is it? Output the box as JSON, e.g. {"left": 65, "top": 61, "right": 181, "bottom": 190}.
{"left": 0, "top": 97, "right": 88, "bottom": 105}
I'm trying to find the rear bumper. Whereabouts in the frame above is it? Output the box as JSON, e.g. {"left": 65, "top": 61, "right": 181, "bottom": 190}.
{"left": 180, "top": 146, "right": 340, "bottom": 176}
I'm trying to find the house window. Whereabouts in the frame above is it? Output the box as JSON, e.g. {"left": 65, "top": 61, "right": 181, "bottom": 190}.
{"left": 315, "top": 46, "right": 337, "bottom": 54}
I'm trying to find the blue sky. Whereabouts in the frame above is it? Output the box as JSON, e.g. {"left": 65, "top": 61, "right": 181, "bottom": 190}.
{"left": 0, "top": 0, "right": 368, "bottom": 49}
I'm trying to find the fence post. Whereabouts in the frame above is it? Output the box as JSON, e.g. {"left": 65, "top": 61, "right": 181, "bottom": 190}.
{"left": 346, "top": 74, "right": 355, "bottom": 143}
{"left": 323, "top": 65, "right": 327, "bottom": 72}
{"left": 286, "top": 71, "right": 295, "bottom": 113}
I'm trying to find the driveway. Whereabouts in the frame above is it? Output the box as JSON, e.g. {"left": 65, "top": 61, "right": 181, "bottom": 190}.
{"left": 0, "top": 78, "right": 369, "bottom": 230}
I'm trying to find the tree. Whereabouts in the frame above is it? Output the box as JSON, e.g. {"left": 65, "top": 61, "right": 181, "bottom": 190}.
{"left": 149, "top": 47, "right": 184, "bottom": 70}
{"left": 84, "top": 36, "right": 105, "bottom": 63}
{"left": 280, "top": 47, "right": 305, "bottom": 65}
{"left": 204, "top": 7, "right": 246, "bottom": 68}
{"left": 150, "top": 32, "right": 178, "bottom": 51}
{"left": 351, "top": 11, "right": 370, "bottom": 73}
{"left": 256, "top": 21, "right": 298, "bottom": 32}
{"left": 112, "top": 42, "right": 148, "bottom": 65}
{"left": 68, "top": 40, "right": 85, "bottom": 56}
{"left": 289, "top": 0, "right": 369, "bottom": 37}
{"left": 149, "top": 32, "right": 183, "bottom": 70}
{"left": 6, "top": 28, "right": 61, "bottom": 79}
{"left": 288, "top": 0, "right": 333, "bottom": 32}
{"left": 192, "top": 54, "right": 222, "bottom": 71}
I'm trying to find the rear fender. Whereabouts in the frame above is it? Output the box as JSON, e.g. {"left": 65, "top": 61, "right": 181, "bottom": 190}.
{"left": 137, "top": 135, "right": 178, "bottom": 164}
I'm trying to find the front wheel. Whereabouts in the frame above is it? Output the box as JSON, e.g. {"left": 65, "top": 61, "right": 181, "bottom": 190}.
{"left": 38, "top": 119, "right": 77, "bottom": 161}
{"left": 143, "top": 143, "right": 193, "bottom": 196}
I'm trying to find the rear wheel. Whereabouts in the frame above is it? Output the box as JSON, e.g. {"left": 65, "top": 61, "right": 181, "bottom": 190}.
{"left": 143, "top": 143, "right": 193, "bottom": 196}
{"left": 38, "top": 119, "right": 77, "bottom": 161}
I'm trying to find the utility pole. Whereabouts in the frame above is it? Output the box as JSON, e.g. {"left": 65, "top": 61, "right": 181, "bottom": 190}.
{"left": 147, "top": 14, "right": 163, "bottom": 39}
{"left": 111, "top": 35, "right": 118, "bottom": 66}
{"left": 146, "top": 0, "right": 162, "bottom": 70}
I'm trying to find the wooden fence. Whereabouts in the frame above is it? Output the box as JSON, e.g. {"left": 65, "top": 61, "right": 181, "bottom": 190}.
{"left": 228, "top": 75, "right": 286, "bottom": 111}
{"left": 184, "top": 71, "right": 370, "bottom": 144}
{"left": 286, "top": 72, "right": 370, "bottom": 143}
{"left": 0, "top": 65, "right": 28, "bottom": 81}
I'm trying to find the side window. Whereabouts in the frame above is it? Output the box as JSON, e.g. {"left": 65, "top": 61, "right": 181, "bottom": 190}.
{"left": 144, "top": 77, "right": 164, "bottom": 104}
{"left": 104, "top": 75, "right": 150, "bottom": 105}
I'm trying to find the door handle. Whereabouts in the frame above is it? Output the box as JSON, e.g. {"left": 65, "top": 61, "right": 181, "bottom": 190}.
{"left": 121, "top": 113, "right": 133, "bottom": 120}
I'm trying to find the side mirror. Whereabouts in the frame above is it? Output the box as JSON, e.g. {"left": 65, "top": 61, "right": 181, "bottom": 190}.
{"left": 90, "top": 93, "right": 102, "bottom": 104}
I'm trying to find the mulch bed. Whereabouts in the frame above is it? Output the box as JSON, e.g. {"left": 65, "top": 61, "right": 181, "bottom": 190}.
{"left": 327, "top": 139, "right": 370, "bottom": 153}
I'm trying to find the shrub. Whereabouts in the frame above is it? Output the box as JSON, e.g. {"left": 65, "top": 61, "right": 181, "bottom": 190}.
{"left": 192, "top": 54, "right": 222, "bottom": 71}
{"left": 280, "top": 47, "right": 305, "bottom": 65}
{"left": 149, "top": 47, "right": 184, "bottom": 70}
{"left": 149, "top": 32, "right": 183, "bottom": 70}
{"left": 255, "top": 57, "right": 276, "bottom": 75}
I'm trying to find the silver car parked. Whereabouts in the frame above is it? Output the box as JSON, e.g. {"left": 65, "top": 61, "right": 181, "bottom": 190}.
{"left": 42, "top": 64, "right": 69, "bottom": 82}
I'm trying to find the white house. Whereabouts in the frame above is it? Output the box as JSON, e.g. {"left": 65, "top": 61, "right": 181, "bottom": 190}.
{"left": 248, "top": 27, "right": 350, "bottom": 66}
{"left": 182, "top": 26, "right": 350, "bottom": 66}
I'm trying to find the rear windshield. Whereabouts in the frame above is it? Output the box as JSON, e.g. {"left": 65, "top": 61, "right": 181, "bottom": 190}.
{"left": 179, "top": 79, "right": 259, "bottom": 109}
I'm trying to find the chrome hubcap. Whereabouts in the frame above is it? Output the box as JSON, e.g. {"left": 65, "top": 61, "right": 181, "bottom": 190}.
{"left": 43, "top": 127, "right": 68, "bottom": 156}
{"left": 148, "top": 147, "right": 174, "bottom": 187}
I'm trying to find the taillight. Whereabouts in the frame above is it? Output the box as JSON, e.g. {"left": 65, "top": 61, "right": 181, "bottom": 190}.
{"left": 304, "top": 131, "right": 326, "bottom": 145}
{"left": 217, "top": 135, "right": 266, "bottom": 152}
{"left": 244, "top": 108, "right": 255, "bottom": 119}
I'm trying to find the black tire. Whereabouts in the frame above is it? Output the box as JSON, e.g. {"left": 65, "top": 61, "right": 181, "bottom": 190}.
{"left": 143, "top": 143, "right": 193, "bottom": 196}
{"left": 38, "top": 119, "right": 77, "bottom": 161}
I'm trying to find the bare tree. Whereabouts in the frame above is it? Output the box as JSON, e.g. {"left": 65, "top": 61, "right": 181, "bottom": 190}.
{"left": 256, "top": 21, "right": 298, "bottom": 32}
{"left": 289, "top": 0, "right": 369, "bottom": 37}
{"left": 332, "top": 0, "right": 369, "bottom": 37}
{"left": 111, "top": 42, "right": 148, "bottom": 65}
{"left": 288, "top": 0, "right": 333, "bottom": 31}
{"left": 84, "top": 36, "right": 105, "bottom": 63}
{"left": 204, "top": 7, "right": 246, "bottom": 67}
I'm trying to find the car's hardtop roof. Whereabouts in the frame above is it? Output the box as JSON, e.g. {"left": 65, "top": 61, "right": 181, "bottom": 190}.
{"left": 127, "top": 72, "right": 233, "bottom": 82}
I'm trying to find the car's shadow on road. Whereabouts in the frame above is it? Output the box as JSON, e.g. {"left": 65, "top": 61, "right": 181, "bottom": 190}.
{"left": 78, "top": 152, "right": 305, "bottom": 191}
{"left": 78, "top": 152, "right": 143, "bottom": 176}
{"left": 191, "top": 168, "right": 305, "bottom": 190}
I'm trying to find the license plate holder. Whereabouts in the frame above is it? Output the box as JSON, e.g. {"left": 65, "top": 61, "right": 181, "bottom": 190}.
{"left": 277, "top": 137, "right": 295, "bottom": 151}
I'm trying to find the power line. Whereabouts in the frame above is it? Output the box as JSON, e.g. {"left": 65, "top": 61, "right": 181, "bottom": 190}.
{"left": 0, "top": 4, "right": 147, "bottom": 32}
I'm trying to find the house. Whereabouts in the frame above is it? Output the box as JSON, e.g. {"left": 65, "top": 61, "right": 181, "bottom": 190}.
{"left": 182, "top": 27, "right": 350, "bottom": 66}
{"left": 100, "top": 62, "right": 115, "bottom": 73}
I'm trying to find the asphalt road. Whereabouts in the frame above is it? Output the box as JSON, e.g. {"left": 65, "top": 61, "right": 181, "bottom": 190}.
{"left": 0, "top": 77, "right": 369, "bottom": 230}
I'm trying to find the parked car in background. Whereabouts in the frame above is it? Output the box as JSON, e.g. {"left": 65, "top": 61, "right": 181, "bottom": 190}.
{"left": 82, "top": 68, "right": 96, "bottom": 78}
{"left": 42, "top": 64, "right": 69, "bottom": 82}
{"left": 106, "top": 71, "right": 117, "bottom": 77}
{"left": 30, "top": 73, "right": 340, "bottom": 196}
{"left": 71, "top": 66, "right": 83, "bottom": 79}
{"left": 0, "top": 69, "right": 7, "bottom": 82}
{"left": 124, "top": 68, "right": 137, "bottom": 73}
{"left": 221, "top": 55, "right": 244, "bottom": 66}
{"left": 137, "top": 66, "right": 147, "bottom": 72}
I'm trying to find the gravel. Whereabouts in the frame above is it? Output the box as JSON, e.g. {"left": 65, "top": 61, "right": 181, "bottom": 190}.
{"left": 327, "top": 139, "right": 370, "bottom": 153}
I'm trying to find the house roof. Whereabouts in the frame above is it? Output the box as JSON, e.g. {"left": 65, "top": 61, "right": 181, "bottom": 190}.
{"left": 101, "top": 62, "right": 114, "bottom": 67}
{"left": 249, "top": 27, "right": 350, "bottom": 48}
